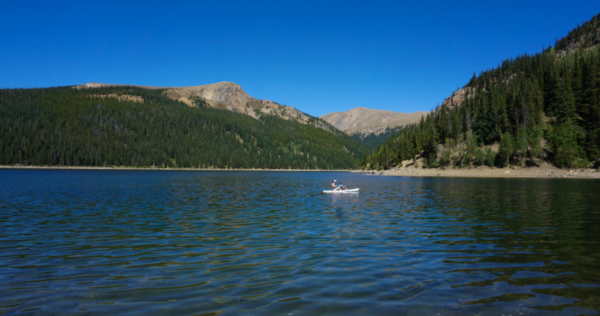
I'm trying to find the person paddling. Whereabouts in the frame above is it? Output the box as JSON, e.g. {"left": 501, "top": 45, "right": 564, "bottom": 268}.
{"left": 331, "top": 180, "right": 337, "bottom": 190}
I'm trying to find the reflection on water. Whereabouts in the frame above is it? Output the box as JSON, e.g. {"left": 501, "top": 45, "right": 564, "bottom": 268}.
{"left": 1, "top": 170, "right": 599, "bottom": 315}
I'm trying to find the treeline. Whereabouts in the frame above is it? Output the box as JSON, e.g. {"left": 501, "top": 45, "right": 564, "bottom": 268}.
{"left": 363, "top": 13, "right": 600, "bottom": 170}
{"left": 555, "top": 13, "right": 600, "bottom": 51}
{"left": 0, "top": 86, "right": 370, "bottom": 169}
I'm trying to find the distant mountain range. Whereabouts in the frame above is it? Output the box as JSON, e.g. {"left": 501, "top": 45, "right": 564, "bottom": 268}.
{"left": 319, "top": 107, "right": 428, "bottom": 148}
{"left": 320, "top": 107, "right": 427, "bottom": 137}
{"left": 76, "top": 82, "right": 425, "bottom": 148}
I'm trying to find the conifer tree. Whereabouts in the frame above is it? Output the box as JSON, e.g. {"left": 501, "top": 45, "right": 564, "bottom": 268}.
{"left": 498, "top": 132, "right": 514, "bottom": 167}
{"left": 550, "top": 123, "right": 578, "bottom": 168}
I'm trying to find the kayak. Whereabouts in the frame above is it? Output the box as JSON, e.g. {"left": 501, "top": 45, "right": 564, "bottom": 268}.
{"left": 323, "top": 188, "right": 359, "bottom": 193}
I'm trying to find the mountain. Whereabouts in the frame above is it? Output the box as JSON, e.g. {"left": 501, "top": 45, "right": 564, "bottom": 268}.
{"left": 362, "top": 12, "right": 600, "bottom": 170}
{"left": 0, "top": 85, "right": 370, "bottom": 169}
{"left": 320, "top": 107, "right": 427, "bottom": 136}
{"left": 320, "top": 107, "right": 428, "bottom": 148}
{"left": 76, "top": 82, "right": 335, "bottom": 133}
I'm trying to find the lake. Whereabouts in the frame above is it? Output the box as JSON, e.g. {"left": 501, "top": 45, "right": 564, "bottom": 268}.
{"left": 1, "top": 170, "right": 599, "bottom": 315}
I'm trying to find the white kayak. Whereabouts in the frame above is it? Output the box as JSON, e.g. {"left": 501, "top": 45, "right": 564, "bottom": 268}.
{"left": 323, "top": 188, "right": 359, "bottom": 193}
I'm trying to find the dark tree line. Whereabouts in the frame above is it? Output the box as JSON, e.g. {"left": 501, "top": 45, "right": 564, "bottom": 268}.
{"left": 555, "top": 13, "right": 600, "bottom": 51}
{"left": 364, "top": 13, "right": 600, "bottom": 170}
{"left": 0, "top": 86, "right": 370, "bottom": 169}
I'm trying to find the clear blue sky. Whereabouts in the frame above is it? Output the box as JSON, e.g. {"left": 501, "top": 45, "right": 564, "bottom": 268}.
{"left": 1, "top": 1, "right": 599, "bottom": 116}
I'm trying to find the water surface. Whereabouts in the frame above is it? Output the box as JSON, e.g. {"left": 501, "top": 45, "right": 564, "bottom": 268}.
{"left": 1, "top": 170, "right": 599, "bottom": 315}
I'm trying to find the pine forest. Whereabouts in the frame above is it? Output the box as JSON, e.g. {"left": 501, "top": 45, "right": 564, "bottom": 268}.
{"left": 0, "top": 86, "right": 370, "bottom": 169}
{"left": 363, "top": 13, "right": 600, "bottom": 171}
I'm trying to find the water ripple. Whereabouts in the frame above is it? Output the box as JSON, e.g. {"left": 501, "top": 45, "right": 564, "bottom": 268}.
{"left": 0, "top": 170, "right": 599, "bottom": 315}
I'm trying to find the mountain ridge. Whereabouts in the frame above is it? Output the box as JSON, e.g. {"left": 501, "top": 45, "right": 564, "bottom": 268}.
{"left": 75, "top": 81, "right": 336, "bottom": 133}
{"left": 1, "top": 85, "right": 370, "bottom": 169}
{"left": 320, "top": 107, "right": 428, "bottom": 136}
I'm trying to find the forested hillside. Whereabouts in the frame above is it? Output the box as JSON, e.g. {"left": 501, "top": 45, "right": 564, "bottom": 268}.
{"left": 0, "top": 86, "right": 370, "bottom": 169}
{"left": 363, "top": 13, "right": 600, "bottom": 170}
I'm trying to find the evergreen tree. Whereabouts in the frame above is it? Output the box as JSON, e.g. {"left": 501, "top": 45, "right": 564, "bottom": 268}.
{"left": 529, "top": 125, "right": 544, "bottom": 159}
{"left": 474, "top": 148, "right": 485, "bottom": 166}
{"left": 485, "top": 148, "right": 496, "bottom": 167}
{"left": 498, "top": 132, "right": 514, "bottom": 167}
{"left": 550, "top": 123, "right": 578, "bottom": 168}
{"left": 424, "top": 133, "right": 438, "bottom": 167}
{"left": 555, "top": 78, "right": 577, "bottom": 122}
{"left": 515, "top": 125, "right": 528, "bottom": 160}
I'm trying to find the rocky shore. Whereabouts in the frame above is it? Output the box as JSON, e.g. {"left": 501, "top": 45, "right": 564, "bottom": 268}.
{"left": 360, "top": 162, "right": 600, "bottom": 179}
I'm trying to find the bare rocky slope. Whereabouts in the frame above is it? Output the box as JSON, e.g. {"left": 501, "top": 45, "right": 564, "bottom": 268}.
{"left": 76, "top": 82, "right": 335, "bottom": 132}
{"left": 320, "top": 107, "right": 428, "bottom": 136}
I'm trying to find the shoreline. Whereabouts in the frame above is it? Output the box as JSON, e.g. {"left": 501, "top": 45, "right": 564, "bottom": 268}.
{"left": 356, "top": 162, "right": 600, "bottom": 179}
{"left": 2, "top": 164, "right": 599, "bottom": 179}
{"left": 0, "top": 165, "right": 353, "bottom": 172}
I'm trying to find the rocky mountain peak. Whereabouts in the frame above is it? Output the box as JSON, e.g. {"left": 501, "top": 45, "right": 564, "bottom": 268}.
{"left": 167, "top": 81, "right": 256, "bottom": 111}
{"left": 74, "top": 81, "right": 339, "bottom": 133}
{"left": 320, "top": 107, "right": 428, "bottom": 136}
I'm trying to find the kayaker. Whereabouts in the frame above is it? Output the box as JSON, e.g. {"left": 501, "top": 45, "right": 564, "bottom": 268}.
{"left": 335, "top": 182, "right": 345, "bottom": 191}
{"left": 331, "top": 180, "right": 337, "bottom": 189}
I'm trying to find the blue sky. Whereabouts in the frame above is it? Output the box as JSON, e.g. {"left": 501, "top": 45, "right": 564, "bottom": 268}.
{"left": 1, "top": 1, "right": 599, "bottom": 116}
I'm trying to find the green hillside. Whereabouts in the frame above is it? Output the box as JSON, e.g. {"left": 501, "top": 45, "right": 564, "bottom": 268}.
{"left": 0, "top": 86, "right": 370, "bottom": 169}
{"left": 363, "top": 13, "right": 600, "bottom": 170}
